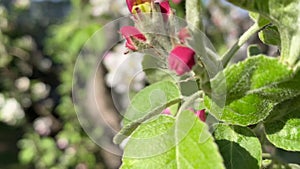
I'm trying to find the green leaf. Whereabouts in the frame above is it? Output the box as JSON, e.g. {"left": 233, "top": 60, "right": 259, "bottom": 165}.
{"left": 19, "top": 149, "right": 35, "bottom": 164}
{"left": 142, "top": 55, "right": 176, "bottom": 84}
{"left": 250, "top": 69, "right": 300, "bottom": 103}
{"left": 264, "top": 95, "right": 300, "bottom": 151}
{"left": 247, "top": 44, "right": 261, "bottom": 57}
{"left": 121, "top": 111, "right": 225, "bottom": 169}
{"left": 258, "top": 25, "right": 281, "bottom": 46}
{"left": 214, "top": 124, "right": 262, "bottom": 169}
{"left": 249, "top": 12, "right": 270, "bottom": 28}
{"left": 227, "top": 0, "right": 300, "bottom": 66}
{"left": 205, "top": 55, "right": 295, "bottom": 126}
{"left": 114, "top": 81, "right": 181, "bottom": 144}
{"left": 123, "top": 80, "right": 181, "bottom": 125}
{"left": 19, "top": 143, "right": 35, "bottom": 164}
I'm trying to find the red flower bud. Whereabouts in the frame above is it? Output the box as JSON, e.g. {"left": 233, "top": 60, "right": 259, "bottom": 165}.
{"left": 120, "top": 26, "right": 146, "bottom": 51}
{"left": 156, "top": 0, "right": 172, "bottom": 15}
{"left": 178, "top": 27, "right": 190, "bottom": 44}
{"left": 195, "top": 109, "right": 206, "bottom": 122}
{"left": 188, "top": 108, "right": 206, "bottom": 122}
{"left": 168, "top": 46, "right": 195, "bottom": 75}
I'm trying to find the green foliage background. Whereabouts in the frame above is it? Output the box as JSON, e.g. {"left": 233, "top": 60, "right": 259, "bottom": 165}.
{"left": 0, "top": 0, "right": 109, "bottom": 168}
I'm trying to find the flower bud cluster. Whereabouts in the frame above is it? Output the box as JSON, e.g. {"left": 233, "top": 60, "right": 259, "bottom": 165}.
{"left": 120, "top": 0, "right": 196, "bottom": 76}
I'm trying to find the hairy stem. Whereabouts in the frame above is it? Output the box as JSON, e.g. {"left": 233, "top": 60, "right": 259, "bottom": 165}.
{"left": 186, "top": 0, "right": 204, "bottom": 32}
{"left": 177, "top": 90, "right": 203, "bottom": 115}
{"left": 221, "top": 23, "right": 261, "bottom": 67}
{"left": 113, "top": 98, "right": 181, "bottom": 144}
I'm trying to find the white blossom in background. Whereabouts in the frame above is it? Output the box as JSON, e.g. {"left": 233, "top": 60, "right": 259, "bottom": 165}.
{"left": 39, "top": 58, "right": 53, "bottom": 71}
{"left": 90, "top": 0, "right": 128, "bottom": 16}
{"left": 90, "top": 0, "right": 110, "bottom": 16}
{"left": 103, "top": 42, "right": 145, "bottom": 94}
{"left": 31, "top": 82, "right": 50, "bottom": 100}
{"left": 15, "top": 76, "right": 30, "bottom": 92}
{"left": 209, "top": 2, "right": 249, "bottom": 46}
{"left": 13, "top": 0, "right": 30, "bottom": 9}
{"left": 0, "top": 97, "right": 25, "bottom": 125}
{"left": 33, "top": 116, "right": 52, "bottom": 136}
{"left": 110, "top": 0, "right": 128, "bottom": 15}
{"left": 56, "top": 137, "right": 69, "bottom": 149}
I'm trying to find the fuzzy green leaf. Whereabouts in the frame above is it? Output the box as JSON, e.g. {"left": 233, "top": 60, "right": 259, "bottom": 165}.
{"left": 114, "top": 81, "right": 181, "bottom": 144}
{"left": 247, "top": 44, "right": 261, "bottom": 57}
{"left": 205, "top": 55, "right": 297, "bottom": 126}
{"left": 258, "top": 25, "right": 281, "bottom": 46}
{"left": 249, "top": 12, "right": 270, "bottom": 28}
{"left": 124, "top": 81, "right": 180, "bottom": 124}
{"left": 227, "top": 0, "right": 300, "bottom": 66}
{"left": 214, "top": 124, "right": 262, "bottom": 169}
{"left": 264, "top": 95, "right": 300, "bottom": 151}
{"left": 121, "top": 111, "right": 225, "bottom": 169}
{"left": 142, "top": 55, "right": 176, "bottom": 84}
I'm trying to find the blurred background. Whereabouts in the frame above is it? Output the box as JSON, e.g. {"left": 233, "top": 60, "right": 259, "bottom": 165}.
{"left": 0, "top": 0, "right": 291, "bottom": 169}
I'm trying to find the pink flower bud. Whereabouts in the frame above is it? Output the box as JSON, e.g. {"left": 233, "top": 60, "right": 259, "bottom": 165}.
{"left": 178, "top": 27, "right": 191, "bottom": 44}
{"left": 188, "top": 108, "right": 206, "bottom": 122}
{"left": 157, "top": 1, "right": 172, "bottom": 15}
{"left": 168, "top": 46, "right": 195, "bottom": 75}
{"left": 120, "top": 26, "right": 146, "bottom": 51}
{"left": 195, "top": 109, "right": 206, "bottom": 122}
{"left": 161, "top": 107, "right": 171, "bottom": 115}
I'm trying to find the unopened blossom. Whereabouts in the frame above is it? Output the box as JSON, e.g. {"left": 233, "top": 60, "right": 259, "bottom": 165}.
{"left": 161, "top": 107, "right": 171, "bottom": 115}
{"left": 189, "top": 108, "right": 206, "bottom": 122}
{"left": 178, "top": 27, "right": 190, "bottom": 44}
{"left": 120, "top": 26, "right": 147, "bottom": 51}
{"left": 156, "top": 0, "right": 172, "bottom": 15}
{"left": 195, "top": 109, "right": 206, "bottom": 122}
{"left": 168, "top": 46, "right": 196, "bottom": 75}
